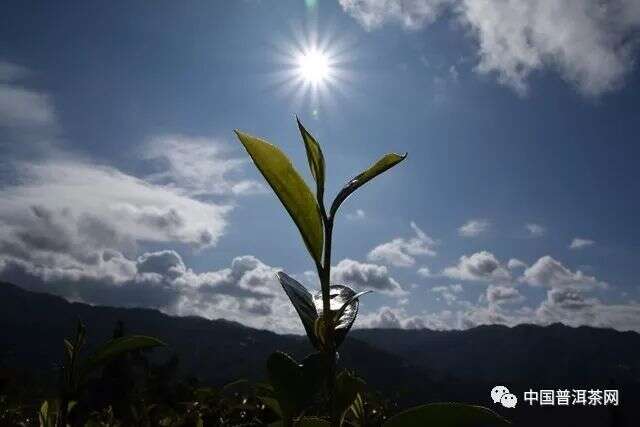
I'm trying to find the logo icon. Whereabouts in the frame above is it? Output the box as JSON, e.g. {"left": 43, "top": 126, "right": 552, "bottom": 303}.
{"left": 491, "top": 385, "right": 517, "bottom": 408}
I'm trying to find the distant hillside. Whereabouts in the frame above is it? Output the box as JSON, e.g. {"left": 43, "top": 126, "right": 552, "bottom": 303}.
{"left": 1, "top": 281, "right": 639, "bottom": 426}
{"left": 0, "top": 282, "right": 430, "bottom": 393}
{"left": 351, "top": 324, "right": 640, "bottom": 385}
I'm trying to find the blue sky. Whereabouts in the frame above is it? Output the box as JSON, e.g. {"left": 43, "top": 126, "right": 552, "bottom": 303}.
{"left": 1, "top": 0, "right": 639, "bottom": 333}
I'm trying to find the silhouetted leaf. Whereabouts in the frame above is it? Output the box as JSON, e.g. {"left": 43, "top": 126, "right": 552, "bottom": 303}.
{"left": 335, "top": 370, "right": 366, "bottom": 424}
{"left": 266, "top": 352, "right": 308, "bottom": 419}
{"left": 266, "top": 352, "right": 328, "bottom": 421}
{"left": 296, "top": 117, "right": 325, "bottom": 200}
{"left": 83, "top": 335, "right": 165, "bottom": 374}
{"left": 276, "top": 272, "right": 320, "bottom": 349}
{"left": 235, "top": 130, "right": 324, "bottom": 265}
{"left": 383, "top": 403, "right": 510, "bottom": 427}
{"left": 257, "top": 395, "right": 282, "bottom": 418}
{"left": 330, "top": 153, "right": 407, "bottom": 218}
{"left": 296, "top": 417, "right": 331, "bottom": 426}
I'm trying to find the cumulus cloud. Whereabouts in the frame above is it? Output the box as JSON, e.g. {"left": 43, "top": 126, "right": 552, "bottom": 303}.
{"left": 0, "top": 247, "right": 307, "bottom": 333}
{"left": 331, "top": 258, "right": 406, "bottom": 296}
{"left": 442, "top": 251, "right": 511, "bottom": 283}
{"left": 534, "top": 288, "right": 640, "bottom": 332}
{"left": 525, "top": 223, "right": 545, "bottom": 237}
{"left": 143, "top": 135, "right": 264, "bottom": 197}
{"left": 339, "top": 0, "right": 640, "bottom": 96}
{"left": 367, "top": 222, "right": 436, "bottom": 267}
{"left": 507, "top": 258, "right": 527, "bottom": 270}
{"left": 357, "top": 305, "right": 455, "bottom": 330}
{"left": 486, "top": 284, "right": 524, "bottom": 306}
{"left": 458, "top": 219, "right": 490, "bottom": 237}
{"left": 520, "top": 255, "right": 607, "bottom": 289}
{"left": 431, "top": 283, "right": 463, "bottom": 305}
{"left": 0, "top": 160, "right": 231, "bottom": 253}
{"left": 569, "top": 237, "right": 595, "bottom": 250}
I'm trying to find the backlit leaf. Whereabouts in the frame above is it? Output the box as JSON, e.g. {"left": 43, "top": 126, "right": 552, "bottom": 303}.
{"left": 235, "top": 130, "right": 324, "bottom": 266}
{"left": 330, "top": 153, "right": 407, "bottom": 218}
{"left": 313, "top": 285, "right": 366, "bottom": 348}
{"left": 297, "top": 117, "right": 325, "bottom": 200}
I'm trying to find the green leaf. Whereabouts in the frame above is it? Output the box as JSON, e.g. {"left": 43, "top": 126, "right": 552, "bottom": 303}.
{"left": 330, "top": 153, "right": 407, "bottom": 218}
{"left": 276, "top": 272, "right": 320, "bottom": 349}
{"left": 235, "top": 130, "right": 324, "bottom": 266}
{"left": 296, "top": 117, "right": 325, "bottom": 201}
{"left": 83, "top": 335, "right": 165, "bottom": 374}
{"left": 383, "top": 403, "right": 510, "bottom": 427}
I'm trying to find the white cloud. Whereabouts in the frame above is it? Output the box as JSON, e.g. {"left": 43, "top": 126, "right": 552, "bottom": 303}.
{"left": 0, "top": 83, "right": 55, "bottom": 129}
{"left": 0, "top": 249, "right": 305, "bottom": 334}
{"left": 0, "top": 61, "right": 54, "bottom": 131}
{"left": 535, "top": 288, "right": 640, "bottom": 332}
{"left": 507, "top": 258, "right": 527, "bottom": 270}
{"left": 458, "top": 219, "right": 490, "bottom": 237}
{"left": 338, "top": 0, "right": 451, "bottom": 30}
{"left": 346, "top": 209, "right": 366, "bottom": 221}
{"left": 0, "top": 160, "right": 232, "bottom": 256}
{"left": 357, "top": 305, "right": 456, "bottom": 330}
{"left": 367, "top": 222, "right": 436, "bottom": 267}
{"left": 442, "top": 251, "right": 511, "bottom": 283}
{"left": 520, "top": 255, "right": 607, "bottom": 289}
{"left": 417, "top": 266, "right": 433, "bottom": 277}
{"left": 458, "top": 0, "right": 640, "bottom": 96}
{"left": 431, "top": 283, "right": 463, "bottom": 305}
{"left": 525, "top": 223, "right": 545, "bottom": 237}
{"left": 486, "top": 284, "right": 524, "bottom": 306}
{"left": 0, "top": 61, "right": 29, "bottom": 82}
{"left": 569, "top": 237, "right": 595, "bottom": 250}
{"left": 339, "top": 0, "right": 640, "bottom": 96}
{"left": 331, "top": 258, "right": 407, "bottom": 296}
{"left": 143, "top": 135, "right": 264, "bottom": 197}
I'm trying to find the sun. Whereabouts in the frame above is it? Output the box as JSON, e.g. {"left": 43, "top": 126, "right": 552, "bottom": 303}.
{"left": 270, "top": 28, "right": 353, "bottom": 107}
{"left": 296, "top": 48, "right": 331, "bottom": 84}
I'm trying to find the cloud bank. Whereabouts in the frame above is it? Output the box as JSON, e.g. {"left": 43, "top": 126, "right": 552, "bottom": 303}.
{"left": 339, "top": 0, "right": 640, "bottom": 96}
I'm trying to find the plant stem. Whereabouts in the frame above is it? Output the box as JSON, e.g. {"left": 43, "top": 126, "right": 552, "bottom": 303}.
{"left": 320, "top": 212, "right": 337, "bottom": 426}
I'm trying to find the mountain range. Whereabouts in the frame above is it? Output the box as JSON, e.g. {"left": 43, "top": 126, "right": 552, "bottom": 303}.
{"left": 1, "top": 281, "right": 638, "bottom": 426}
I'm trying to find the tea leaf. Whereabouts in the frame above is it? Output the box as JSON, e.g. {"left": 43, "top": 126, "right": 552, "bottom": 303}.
{"left": 267, "top": 352, "right": 329, "bottom": 421}
{"left": 83, "top": 335, "right": 165, "bottom": 374}
{"left": 383, "top": 403, "right": 510, "bottom": 427}
{"left": 276, "top": 272, "right": 320, "bottom": 349}
{"left": 297, "top": 117, "right": 325, "bottom": 201}
{"left": 313, "top": 285, "right": 364, "bottom": 348}
{"left": 335, "top": 370, "right": 366, "bottom": 424}
{"left": 235, "top": 130, "right": 324, "bottom": 266}
{"left": 330, "top": 153, "right": 407, "bottom": 218}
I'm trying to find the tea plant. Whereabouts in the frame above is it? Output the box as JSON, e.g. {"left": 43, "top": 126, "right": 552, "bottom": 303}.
{"left": 235, "top": 118, "right": 510, "bottom": 426}
{"left": 48, "top": 321, "right": 165, "bottom": 427}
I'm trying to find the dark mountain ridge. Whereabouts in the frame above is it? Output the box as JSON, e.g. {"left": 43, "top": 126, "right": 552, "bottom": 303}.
{"left": 2, "top": 281, "right": 639, "bottom": 426}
